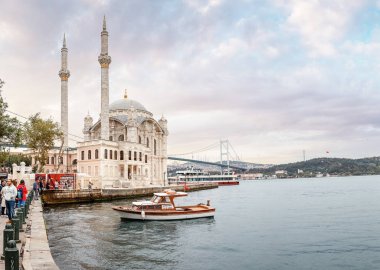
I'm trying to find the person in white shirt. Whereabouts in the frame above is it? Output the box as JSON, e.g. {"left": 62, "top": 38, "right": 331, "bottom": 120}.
{"left": 3, "top": 179, "right": 17, "bottom": 222}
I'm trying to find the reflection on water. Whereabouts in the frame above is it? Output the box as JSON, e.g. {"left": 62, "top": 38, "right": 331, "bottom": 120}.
{"left": 44, "top": 176, "right": 380, "bottom": 270}
{"left": 44, "top": 198, "right": 216, "bottom": 270}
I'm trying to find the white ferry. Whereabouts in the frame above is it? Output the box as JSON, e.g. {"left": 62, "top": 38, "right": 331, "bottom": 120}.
{"left": 168, "top": 168, "right": 239, "bottom": 186}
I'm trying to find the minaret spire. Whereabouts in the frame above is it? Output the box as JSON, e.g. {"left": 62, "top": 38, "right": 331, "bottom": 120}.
{"left": 98, "top": 16, "right": 112, "bottom": 140}
{"left": 59, "top": 33, "right": 70, "bottom": 148}
{"left": 103, "top": 15, "right": 107, "bottom": 30}
{"left": 63, "top": 33, "right": 67, "bottom": 48}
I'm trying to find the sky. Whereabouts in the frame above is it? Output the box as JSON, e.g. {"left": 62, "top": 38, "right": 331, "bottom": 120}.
{"left": 1, "top": 0, "right": 380, "bottom": 164}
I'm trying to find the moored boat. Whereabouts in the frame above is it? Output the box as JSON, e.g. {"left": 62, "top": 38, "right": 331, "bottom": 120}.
{"left": 112, "top": 189, "right": 215, "bottom": 221}
{"left": 168, "top": 168, "right": 240, "bottom": 186}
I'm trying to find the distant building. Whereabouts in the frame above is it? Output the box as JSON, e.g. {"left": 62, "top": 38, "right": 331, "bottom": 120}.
{"left": 275, "top": 170, "right": 287, "bottom": 178}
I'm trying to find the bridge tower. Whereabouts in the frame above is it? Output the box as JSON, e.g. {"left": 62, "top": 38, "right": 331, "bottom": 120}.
{"left": 220, "top": 140, "right": 230, "bottom": 174}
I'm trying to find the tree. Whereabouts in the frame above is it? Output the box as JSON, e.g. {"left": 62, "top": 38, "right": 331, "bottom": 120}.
{"left": 0, "top": 79, "right": 22, "bottom": 148}
{"left": 23, "top": 113, "right": 63, "bottom": 173}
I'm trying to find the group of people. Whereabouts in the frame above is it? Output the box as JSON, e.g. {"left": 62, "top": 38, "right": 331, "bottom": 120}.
{"left": 0, "top": 179, "right": 28, "bottom": 223}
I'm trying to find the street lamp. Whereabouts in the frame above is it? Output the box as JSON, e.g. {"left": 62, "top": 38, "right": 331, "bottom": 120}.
{"left": 66, "top": 147, "right": 69, "bottom": 173}
{"left": 7, "top": 147, "right": 10, "bottom": 175}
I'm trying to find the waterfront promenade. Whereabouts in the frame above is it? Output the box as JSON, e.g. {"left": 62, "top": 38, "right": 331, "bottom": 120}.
{"left": 0, "top": 198, "right": 59, "bottom": 270}
{"left": 23, "top": 199, "right": 59, "bottom": 270}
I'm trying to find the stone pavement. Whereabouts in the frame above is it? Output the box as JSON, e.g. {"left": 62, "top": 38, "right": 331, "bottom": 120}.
{"left": 0, "top": 197, "right": 60, "bottom": 270}
{"left": 0, "top": 205, "right": 25, "bottom": 270}
{"left": 23, "top": 199, "right": 59, "bottom": 270}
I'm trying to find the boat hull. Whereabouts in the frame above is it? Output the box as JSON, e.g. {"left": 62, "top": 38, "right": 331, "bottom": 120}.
{"left": 174, "top": 180, "right": 239, "bottom": 186}
{"left": 217, "top": 181, "right": 239, "bottom": 186}
{"left": 112, "top": 206, "right": 215, "bottom": 221}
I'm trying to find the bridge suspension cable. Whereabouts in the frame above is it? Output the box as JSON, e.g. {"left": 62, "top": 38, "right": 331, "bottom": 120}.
{"left": 169, "top": 142, "right": 219, "bottom": 156}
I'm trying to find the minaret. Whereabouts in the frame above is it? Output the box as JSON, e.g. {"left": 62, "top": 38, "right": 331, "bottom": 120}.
{"left": 59, "top": 34, "right": 70, "bottom": 148}
{"left": 98, "top": 16, "right": 112, "bottom": 140}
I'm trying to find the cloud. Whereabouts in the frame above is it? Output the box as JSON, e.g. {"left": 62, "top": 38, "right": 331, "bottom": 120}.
{"left": 277, "top": 0, "right": 366, "bottom": 57}
{"left": 1, "top": 0, "right": 380, "bottom": 164}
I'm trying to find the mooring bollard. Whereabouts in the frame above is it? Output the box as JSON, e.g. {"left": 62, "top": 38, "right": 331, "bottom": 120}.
{"left": 16, "top": 209, "right": 23, "bottom": 232}
{"left": 11, "top": 213, "right": 20, "bottom": 243}
{"left": 4, "top": 240, "right": 19, "bottom": 270}
{"left": 2, "top": 224, "right": 14, "bottom": 259}
{"left": 25, "top": 200, "right": 29, "bottom": 218}
{"left": 21, "top": 206, "right": 26, "bottom": 224}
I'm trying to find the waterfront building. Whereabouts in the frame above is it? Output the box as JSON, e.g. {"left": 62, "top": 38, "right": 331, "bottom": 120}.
{"left": 29, "top": 17, "right": 169, "bottom": 189}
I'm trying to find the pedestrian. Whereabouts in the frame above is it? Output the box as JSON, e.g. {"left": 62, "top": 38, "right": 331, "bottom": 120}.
{"left": 33, "top": 180, "right": 39, "bottom": 200}
{"left": 39, "top": 178, "right": 43, "bottom": 195}
{"left": 3, "top": 179, "right": 17, "bottom": 223}
{"left": 54, "top": 180, "right": 59, "bottom": 190}
{"left": 88, "top": 179, "right": 93, "bottom": 191}
{"left": 0, "top": 181, "right": 5, "bottom": 216}
{"left": 12, "top": 180, "right": 18, "bottom": 209}
{"left": 46, "top": 179, "right": 50, "bottom": 190}
{"left": 17, "top": 180, "right": 27, "bottom": 207}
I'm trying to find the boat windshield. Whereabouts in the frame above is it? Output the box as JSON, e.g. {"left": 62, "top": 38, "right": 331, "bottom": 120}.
{"left": 151, "top": 195, "right": 169, "bottom": 204}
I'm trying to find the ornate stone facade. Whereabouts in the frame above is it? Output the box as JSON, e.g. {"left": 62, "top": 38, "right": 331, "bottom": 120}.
{"left": 30, "top": 17, "right": 168, "bottom": 189}
{"left": 76, "top": 18, "right": 168, "bottom": 188}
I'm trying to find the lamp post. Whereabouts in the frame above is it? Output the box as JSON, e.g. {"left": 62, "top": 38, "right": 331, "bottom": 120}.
{"left": 7, "top": 147, "right": 10, "bottom": 175}
{"left": 66, "top": 147, "right": 69, "bottom": 173}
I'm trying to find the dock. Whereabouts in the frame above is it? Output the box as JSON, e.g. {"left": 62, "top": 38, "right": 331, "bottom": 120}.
{"left": 41, "top": 182, "right": 218, "bottom": 205}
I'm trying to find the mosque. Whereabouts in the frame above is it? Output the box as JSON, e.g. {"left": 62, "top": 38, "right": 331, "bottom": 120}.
{"left": 42, "top": 17, "right": 168, "bottom": 188}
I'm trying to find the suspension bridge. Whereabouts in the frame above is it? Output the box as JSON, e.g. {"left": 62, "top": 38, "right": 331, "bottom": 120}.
{"left": 168, "top": 139, "right": 247, "bottom": 171}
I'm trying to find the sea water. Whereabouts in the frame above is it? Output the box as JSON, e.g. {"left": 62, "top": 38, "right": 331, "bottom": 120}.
{"left": 44, "top": 176, "right": 380, "bottom": 270}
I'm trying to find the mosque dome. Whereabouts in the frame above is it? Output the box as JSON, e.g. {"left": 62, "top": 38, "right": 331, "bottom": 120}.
{"left": 109, "top": 90, "right": 148, "bottom": 112}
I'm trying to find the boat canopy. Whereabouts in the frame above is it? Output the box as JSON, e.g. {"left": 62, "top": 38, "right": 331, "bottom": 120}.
{"left": 153, "top": 191, "right": 188, "bottom": 197}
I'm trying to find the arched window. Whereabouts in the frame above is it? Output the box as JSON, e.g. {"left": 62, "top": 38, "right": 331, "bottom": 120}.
{"left": 147, "top": 138, "right": 149, "bottom": 148}
{"left": 138, "top": 136, "right": 142, "bottom": 144}
{"left": 59, "top": 157, "right": 63, "bottom": 164}
{"left": 109, "top": 136, "right": 113, "bottom": 141}
{"left": 110, "top": 150, "right": 113, "bottom": 160}
{"left": 145, "top": 155, "right": 148, "bottom": 163}
{"left": 134, "top": 151, "right": 137, "bottom": 161}
{"left": 81, "top": 151, "right": 84, "bottom": 160}
{"left": 118, "top": 135, "right": 124, "bottom": 141}
{"left": 46, "top": 157, "right": 49, "bottom": 165}
{"left": 95, "top": 149, "right": 99, "bottom": 159}
{"left": 120, "top": 151, "right": 124, "bottom": 160}
{"left": 72, "top": 159, "right": 77, "bottom": 165}
{"left": 104, "top": 149, "right": 108, "bottom": 159}
{"left": 88, "top": 150, "right": 91, "bottom": 160}
{"left": 154, "top": 139, "right": 157, "bottom": 155}
{"left": 128, "top": 151, "right": 132, "bottom": 160}
{"left": 139, "top": 152, "right": 142, "bottom": 161}
{"left": 114, "top": 150, "right": 117, "bottom": 160}
{"left": 51, "top": 157, "right": 55, "bottom": 164}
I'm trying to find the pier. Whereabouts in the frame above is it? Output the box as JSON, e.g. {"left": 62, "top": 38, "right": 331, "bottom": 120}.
{"left": 41, "top": 182, "right": 218, "bottom": 205}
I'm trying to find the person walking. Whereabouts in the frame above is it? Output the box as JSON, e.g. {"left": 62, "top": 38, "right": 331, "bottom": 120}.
{"left": 17, "top": 180, "right": 28, "bottom": 207}
{"left": 33, "top": 180, "right": 39, "bottom": 200}
{"left": 0, "top": 181, "right": 5, "bottom": 216}
{"left": 3, "top": 179, "right": 17, "bottom": 223}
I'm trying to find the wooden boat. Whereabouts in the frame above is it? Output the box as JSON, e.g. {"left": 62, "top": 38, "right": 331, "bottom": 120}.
{"left": 112, "top": 189, "right": 215, "bottom": 221}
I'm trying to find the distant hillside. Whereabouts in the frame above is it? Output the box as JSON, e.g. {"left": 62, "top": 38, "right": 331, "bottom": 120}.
{"left": 248, "top": 157, "right": 380, "bottom": 176}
